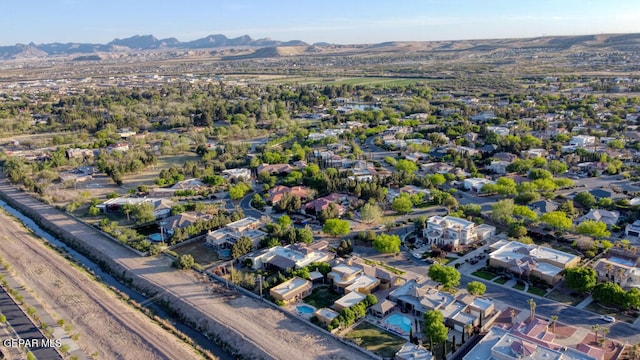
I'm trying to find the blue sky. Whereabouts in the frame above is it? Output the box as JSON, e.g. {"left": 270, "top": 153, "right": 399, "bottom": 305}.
{"left": 4, "top": 0, "right": 640, "bottom": 46}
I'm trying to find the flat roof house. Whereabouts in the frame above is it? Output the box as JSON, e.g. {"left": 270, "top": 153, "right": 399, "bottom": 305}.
{"left": 333, "top": 291, "right": 366, "bottom": 312}
{"left": 269, "top": 277, "right": 312, "bottom": 305}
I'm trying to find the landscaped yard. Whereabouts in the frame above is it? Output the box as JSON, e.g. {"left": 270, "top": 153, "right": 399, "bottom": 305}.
{"left": 513, "top": 282, "right": 526, "bottom": 291}
{"left": 304, "top": 286, "right": 342, "bottom": 309}
{"left": 527, "top": 286, "right": 547, "bottom": 296}
{"left": 584, "top": 302, "right": 637, "bottom": 324}
{"left": 493, "top": 277, "right": 508, "bottom": 284}
{"left": 472, "top": 270, "right": 496, "bottom": 280}
{"left": 546, "top": 290, "right": 584, "bottom": 306}
{"left": 344, "top": 321, "right": 406, "bottom": 359}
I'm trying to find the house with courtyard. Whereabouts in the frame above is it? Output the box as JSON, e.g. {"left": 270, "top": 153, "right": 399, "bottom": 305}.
{"left": 97, "top": 197, "right": 174, "bottom": 219}
{"left": 333, "top": 291, "right": 367, "bottom": 312}
{"left": 269, "top": 276, "right": 312, "bottom": 305}
{"left": 221, "top": 168, "right": 252, "bottom": 182}
{"left": 246, "top": 241, "right": 332, "bottom": 271}
{"left": 489, "top": 240, "right": 580, "bottom": 284}
{"left": 267, "top": 185, "right": 315, "bottom": 205}
{"left": 463, "top": 178, "right": 495, "bottom": 193}
{"left": 395, "top": 343, "right": 433, "bottom": 360}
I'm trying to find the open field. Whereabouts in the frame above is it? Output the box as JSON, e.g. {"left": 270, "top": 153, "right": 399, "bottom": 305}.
{"left": 122, "top": 153, "right": 201, "bottom": 189}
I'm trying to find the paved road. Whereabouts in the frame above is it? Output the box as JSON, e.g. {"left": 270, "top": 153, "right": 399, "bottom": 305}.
{"left": 0, "top": 287, "right": 62, "bottom": 360}
{"left": 238, "top": 192, "right": 264, "bottom": 219}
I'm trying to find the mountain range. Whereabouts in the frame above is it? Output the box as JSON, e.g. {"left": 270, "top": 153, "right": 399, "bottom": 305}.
{"left": 2, "top": 32, "right": 640, "bottom": 60}
{"left": 0, "top": 34, "right": 309, "bottom": 59}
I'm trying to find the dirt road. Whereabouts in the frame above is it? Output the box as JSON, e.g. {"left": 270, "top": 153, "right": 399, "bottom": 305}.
{"left": 0, "top": 210, "right": 201, "bottom": 360}
{"left": 0, "top": 181, "right": 373, "bottom": 359}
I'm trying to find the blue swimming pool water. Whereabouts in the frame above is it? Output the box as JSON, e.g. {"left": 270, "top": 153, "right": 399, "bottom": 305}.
{"left": 383, "top": 314, "right": 412, "bottom": 334}
{"left": 297, "top": 304, "right": 315, "bottom": 315}
{"left": 149, "top": 233, "right": 163, "bottom": 242}
{"left": 218, "top": 249, "right": 231, "bottom": 258}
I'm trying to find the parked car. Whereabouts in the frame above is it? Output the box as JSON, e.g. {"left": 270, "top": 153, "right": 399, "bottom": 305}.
{"left": 600, "top": 315, "right": 616, "bottom": 323}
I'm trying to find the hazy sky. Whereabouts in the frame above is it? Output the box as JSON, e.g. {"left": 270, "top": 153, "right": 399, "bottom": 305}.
{"left": 4, "top": 0, "right": 640, "bottom": 46}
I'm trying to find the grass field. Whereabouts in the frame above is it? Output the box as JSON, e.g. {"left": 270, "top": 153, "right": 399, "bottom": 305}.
{"left": 528, "top": 287, "right": 547, "bottom": 297}
{"left": 344, "top": 322, "right": 406, "bottom": 359}
{"left": 304, "top": 286, "right": 342, "bottom": 309}
{"left": 172, "top": 239, "right": 220, "bottom": 267}
{"left": 122, "top": 153, "right": 201, "bottom": 189}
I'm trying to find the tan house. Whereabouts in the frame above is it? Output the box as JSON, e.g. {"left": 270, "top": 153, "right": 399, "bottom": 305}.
{"left": 314, "top": 308, "right": 339, "bottom": 327}
{"left": 489, "top": 240, "right": 580, "bottom": 284}
{"left": 269, "top": 277, "right": 312, "bottom": 305}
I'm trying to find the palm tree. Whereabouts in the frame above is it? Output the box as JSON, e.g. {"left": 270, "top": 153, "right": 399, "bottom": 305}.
{"left": 528, "top": 299, "right": 536, "bottom": 321}
{"left": 605, "top": 263, "right": 613, "bottom": 280}
{"left": 592, "top": 324, "right": 599, "bottom": 343}
{"left": 510, "top": 309, "right": 516, "bottom": 325}
{"left": 601, "top": 327, "right": 609, "bottom": 344}
{"left": 629, "top": 344, "right": 639, "bottom": 360}
{"left": 550, "top": 315, "right": 558, "bottom": 333}
{"left": 464, "top": 323, "right": 474, "bottom": 340}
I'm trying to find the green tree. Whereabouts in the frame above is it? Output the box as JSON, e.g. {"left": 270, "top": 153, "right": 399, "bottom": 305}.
{"left": 528, "top": 168, "right": 552, "bottom": 180}
{"left": 513, "top": 205, "right": 538, "bottom": 221}
{"left": 575, "top": 220, "right": 611, "bottom": 238}
{"left": 396, "top": 159, "right": 418, "bottom": 174}
{"left": 467, "top": 281, "right": 486, "bottom": 296}
{"left": 491, "top": 199, "right": 515, "bottom": 224}
{"left": 540, "top": 211, "right": 572, "bottom": 231}
{"left": 127, "top": 202, "right": 155, "bottom": 224}
{"left": 359, "top": 203, "right": 382, "bottom": 224}
{"left": 428, "top": 263, "right": 461, "bottom": 289}
{"left": 574, "top": 192, "right": 596, "bottom": 208}
{"left": 593, "top": 282, "right": 625, "bottom": 307}
{"left": 564, "top": 267, "right": 597, "bottom": 293}
{"left": 229, "top": 182, "right": 251, "bottom": 200}
{"left": 391, "top": 193, "right": 413, "bottom": 214}
{"left": 625, "top": 288, "right": 640, "bottom": 309}
{"left": 296, "top": 226, "right": 314, "bottom": 245}
{"left": 323, "top": 219, "right": 350, "bottom": 238}
{"left": 424, "top": 310, "right": 448, "bottom": 345}
{"left": 430, "top": 173, "right": 446, "bottom": 186}
{"left": 548, "top": 160, "right": 568, "bottom": 175}
{"left": 173, "top": 254, "right": 195, "bottom": 269}
{"left": 372, "top": 234, "right": 401, "bottom": 254}
{"left": 231, "top": 236, "right": 253, "bottom": 259}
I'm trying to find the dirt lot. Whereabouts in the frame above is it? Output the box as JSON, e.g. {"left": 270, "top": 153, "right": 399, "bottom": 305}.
{"left": 0, "top": 211, "right": 201, "bottom": 360}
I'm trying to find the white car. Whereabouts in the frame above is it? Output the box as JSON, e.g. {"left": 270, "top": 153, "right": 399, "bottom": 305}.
{"left": 600, "top": 315, "right": 616, "bottom": 323}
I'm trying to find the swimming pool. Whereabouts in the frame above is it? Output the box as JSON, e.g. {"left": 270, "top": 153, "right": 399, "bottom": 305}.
{"left": 297, "top": 304, "right": 316, "bottom": 315}
{"left": 608, "top": 256, "right": 635, "bottom": 267}
{"left": 218, "top": 249, "right": 231, "bottom": 259}
{"left": 383, "top": 314, "right": 412, "bottom": 334}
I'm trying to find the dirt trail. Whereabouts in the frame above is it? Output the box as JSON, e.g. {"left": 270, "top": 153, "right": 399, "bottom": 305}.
{"left": 0, "top": 210, "right": 200, "bottom": 360}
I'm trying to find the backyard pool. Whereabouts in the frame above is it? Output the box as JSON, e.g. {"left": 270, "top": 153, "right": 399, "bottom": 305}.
{"left": 383, "top": 313, "right": 412, "bottom": 334}
{"left": 297, "top": 304, "right": 316, "bottom": 315}
{"left": 218, "top": 249, "right": 231, "bottom": 259}
{"left": 149, "top": 233, "right": 163, "bottom": 242}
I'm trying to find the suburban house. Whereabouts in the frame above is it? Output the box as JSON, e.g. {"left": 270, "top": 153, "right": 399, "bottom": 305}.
{"left": 333, "top": 291, "right": 367, "bottom": 312}
{"left": 257, "top": 163, "right": 295, "bottom": 175}
{"left": 96, "top": 197, "right": 174, "bottom": 219}
{"left": 422, "top": 215, "right": 495, "bottom": 249}
{"left": 150, "top": 178, "right": 206, "bottom": 197}
{"left": 327, "top": 263, "right": 380, "bottom": 294}
{"left": 569, "top": 135, "right": 597, "bottom": 147}
{"left": 388, "top": 279, "right": 496, "bottom": 332}
{"left": 221, "top": 168, "right": 252, "bottom": 181}
{"left": 528, "top": 200, "right": 559, "bottom": 216}
{"left": 487, "top": 160, "right": 510, "bottom": 175}
{"left": 395, "top": 343, "right": 433, "bottom": 360}
{"left": 267, "top": 185, "right": 315, "bottom": 205}
{"left": 304, "top": 193, "right": 355, "bottom": 216}
{"left": 313, "top": 308, "right": 340, "bottom": 327}
{"left": 269, "top": 277, "right": 312, "bottom": 305}
{"left": 489, "top": 240, "right": 580, "bottom": 284}
{"left": 577, "top": 209, "right": 619, "bottom": 227}
{"left": 159, "top": 212, "right": 211, "bottom": 236}
{"left": 625, "top": 220, "right": 640, "bottom": 238}
{"left": 206, "top": 217, "right": 266, "bottom": 251}
{"left": 592, "top": 257, "right": 640, "bottom": 289}
{"left": 463, "top": 324, "right": 601, "bottom": 360}
{"left": 246, "top": 241, "right": 332, "bottom": 271}
{"left": 463, "top": 178, "right": 495, "bottom": 193}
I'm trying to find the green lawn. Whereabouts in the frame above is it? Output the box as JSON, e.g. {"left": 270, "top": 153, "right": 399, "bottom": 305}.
{"left": 494, "top": 277, "right": 508, "bottom": 284}
{"left": 472, "top": 270, "right": 496, "bottom": 280}
{"left": 304, "top": 286, "right": 342, "bottom": 309}
{"left": 344, "top": 322, "right": 406, "bottom": 359}
{"left": 528, "top": 287, "right": 547, "bottom": 297}
{"left": 513, "top": 282, "right": 526, "bottom": 291}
